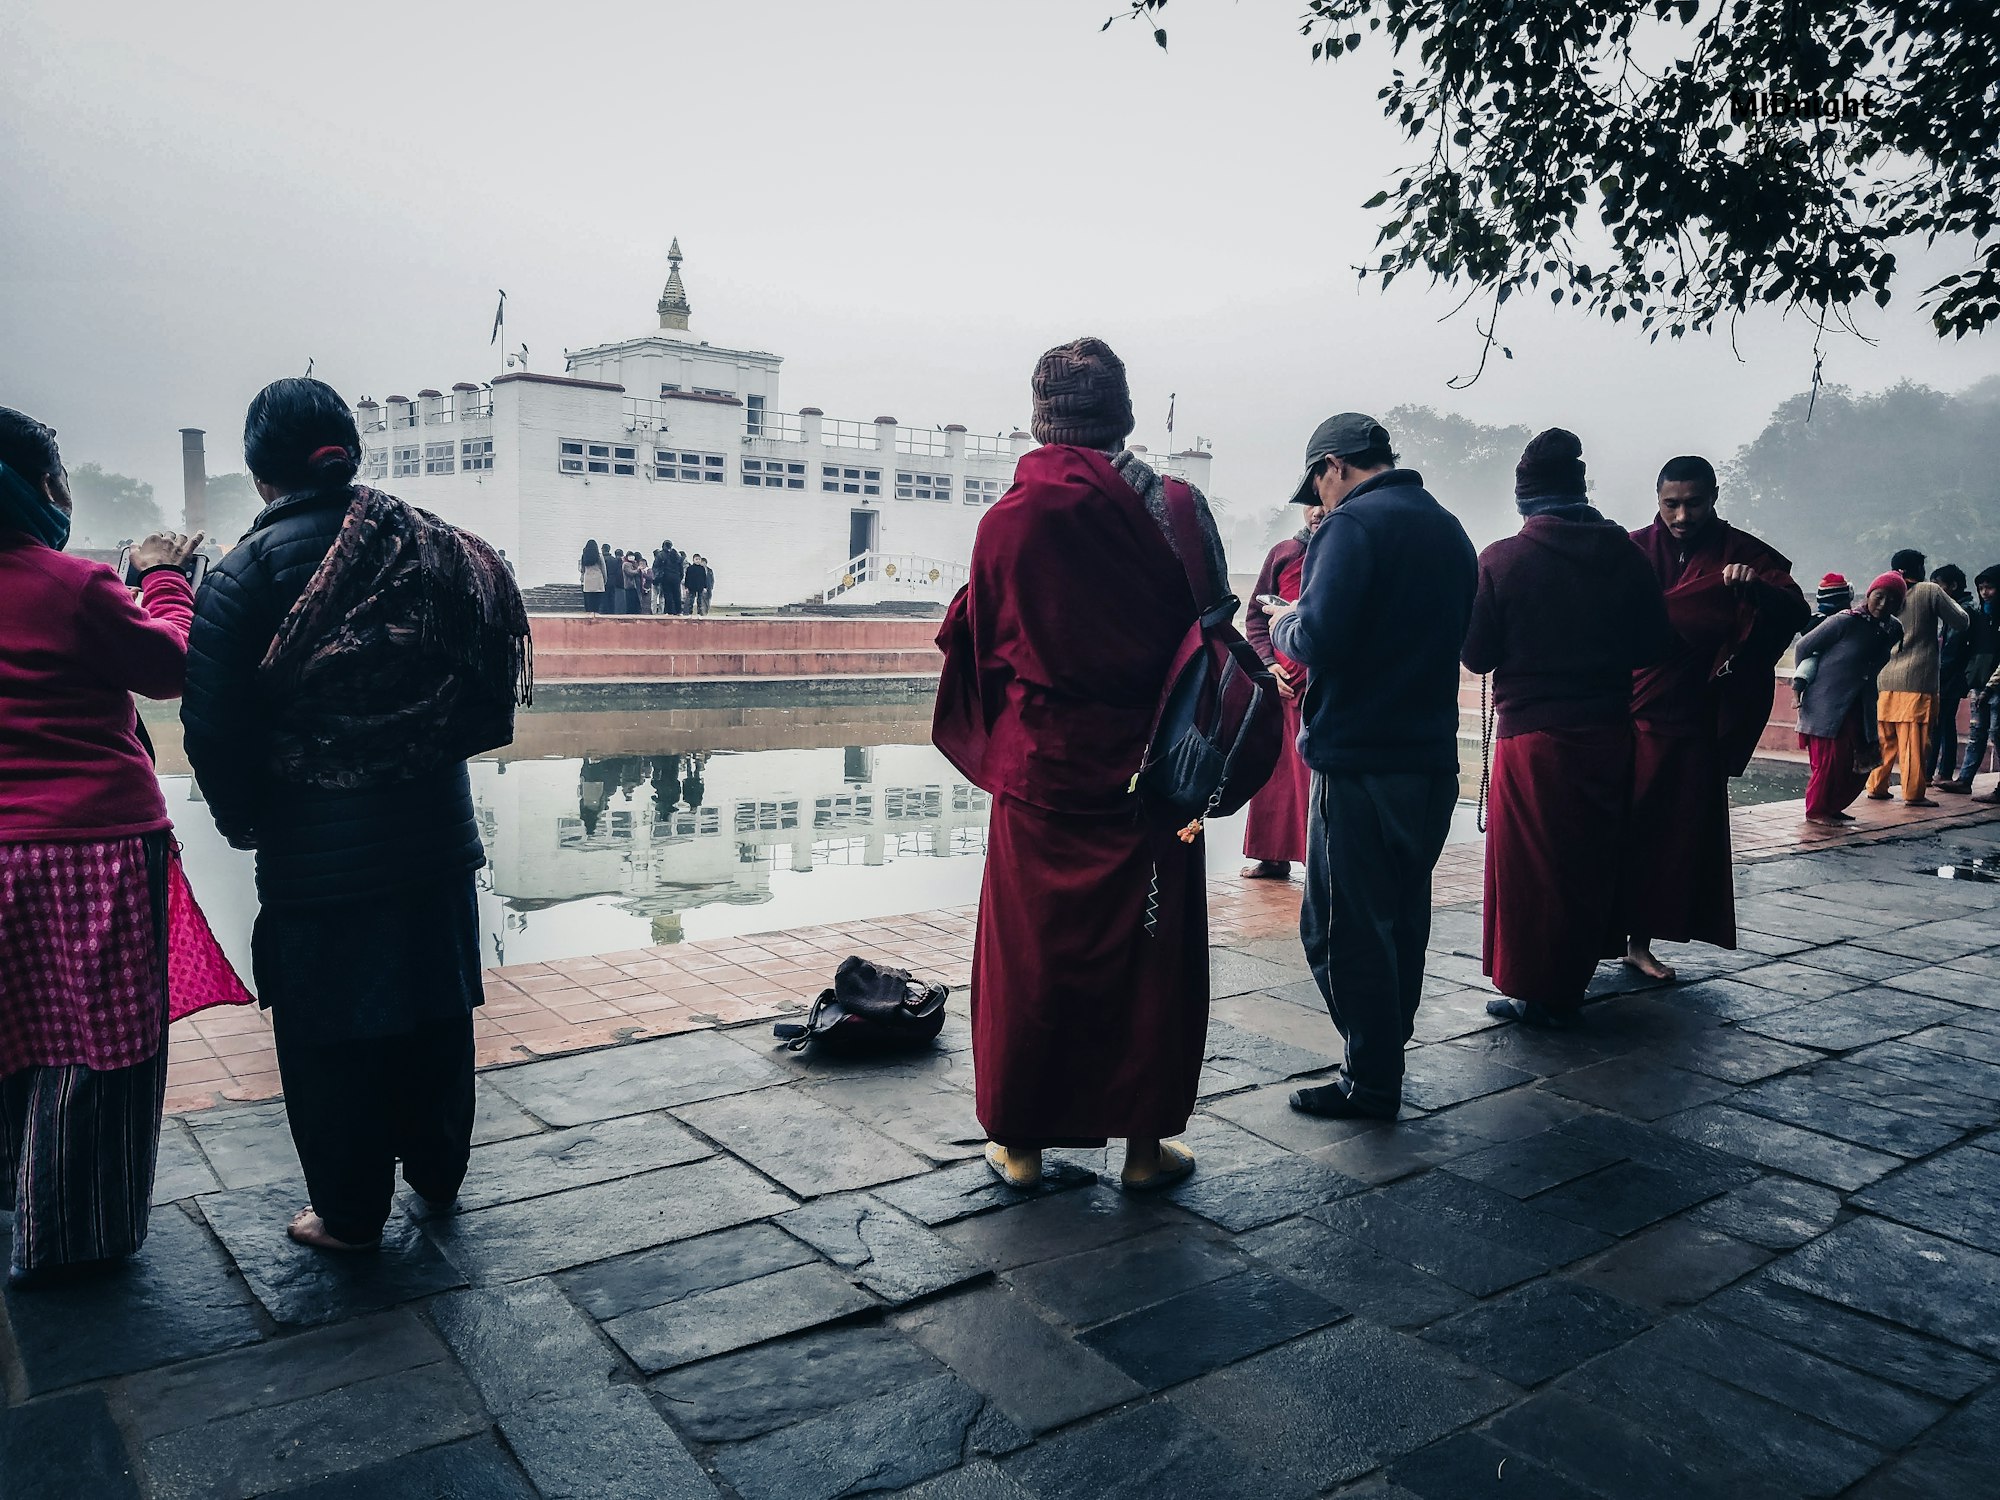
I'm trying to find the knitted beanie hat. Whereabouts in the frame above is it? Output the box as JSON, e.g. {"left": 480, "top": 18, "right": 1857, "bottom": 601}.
{"left": 1816, "top": 572, "right": 1853, "bottom": 612}
{"left": 1867, "top": 571, "right": 1908, "bottom": 607}
{"left": 1514, "top": 428, "right": 1587, "bottom": 497}
{"left": 1030, "top": 337, "right": 1134, "bottom": 450}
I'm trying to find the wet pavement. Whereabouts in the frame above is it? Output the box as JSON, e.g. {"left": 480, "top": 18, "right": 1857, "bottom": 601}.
{"left": 8, "top": 820, "right": 2000, "bottom": 1498}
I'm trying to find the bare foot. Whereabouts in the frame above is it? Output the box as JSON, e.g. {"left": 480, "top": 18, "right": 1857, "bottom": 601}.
{"left": 1241, "top": 861, "right": 1292, "bottom": 880}
{"left": 286, "top": 1208, "right": 380, "bottom": 1253}
{"left": 1622, "top": 942, "right": 1677, "bottom": 983}
{"left": 1806, "top": 814, "right": 1847, "bottom": 827}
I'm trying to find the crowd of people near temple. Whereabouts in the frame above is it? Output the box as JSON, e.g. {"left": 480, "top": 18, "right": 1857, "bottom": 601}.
{"left": 578, "top": 538, "right": 715, "bottom": 615}
{"left": 2, "top": 335, "right": 1995, "bottom": 1281}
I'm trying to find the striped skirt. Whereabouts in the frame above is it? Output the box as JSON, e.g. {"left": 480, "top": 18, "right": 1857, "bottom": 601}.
{"left": 0, "top": 832, "right": 171, "bottom": 1281}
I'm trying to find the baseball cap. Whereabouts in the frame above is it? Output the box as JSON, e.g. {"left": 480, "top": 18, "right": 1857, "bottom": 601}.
{"left": 1287, "top": 412, "right": 1391, "bottom": 505}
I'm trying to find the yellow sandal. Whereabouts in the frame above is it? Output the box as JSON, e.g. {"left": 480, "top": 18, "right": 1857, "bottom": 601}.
{"left": 1120, "top": 1140, "right": 1196, "bottom": 1192}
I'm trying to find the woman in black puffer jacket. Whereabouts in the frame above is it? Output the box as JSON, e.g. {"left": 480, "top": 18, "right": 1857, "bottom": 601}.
{"left": 183, "top": 378, "right": 522, "bottom": 1252}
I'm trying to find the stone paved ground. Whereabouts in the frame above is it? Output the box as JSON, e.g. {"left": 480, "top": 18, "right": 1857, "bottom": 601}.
{"left": 8, "top": 820, "right": 2000, "bottom": 1498}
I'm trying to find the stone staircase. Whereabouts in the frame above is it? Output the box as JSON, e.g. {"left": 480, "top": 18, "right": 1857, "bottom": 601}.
{"left": 530, "top": 614, "right": 942, "bottom": 683}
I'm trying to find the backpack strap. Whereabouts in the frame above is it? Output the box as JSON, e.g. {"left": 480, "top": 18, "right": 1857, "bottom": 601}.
{"left": 1157, "top": 476, "right": 1230, "bottom": 624}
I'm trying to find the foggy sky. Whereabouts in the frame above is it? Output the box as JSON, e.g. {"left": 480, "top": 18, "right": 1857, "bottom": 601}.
{"left": 5, "top": 0, "right": 1996, "bottom": 547}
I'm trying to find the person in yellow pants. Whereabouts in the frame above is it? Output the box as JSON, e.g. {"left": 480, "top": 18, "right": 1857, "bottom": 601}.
{"left": 1866, "top": 549, "right": 1969, "bottom": 806}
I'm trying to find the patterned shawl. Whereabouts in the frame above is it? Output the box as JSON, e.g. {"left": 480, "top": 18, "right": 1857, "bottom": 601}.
{"left": 258, "top": 485, "right": 532, "bottom": 789}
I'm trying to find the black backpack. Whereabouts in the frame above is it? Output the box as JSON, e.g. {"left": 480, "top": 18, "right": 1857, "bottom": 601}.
{"left": 1132, "top": 476, "right": 1283, "bottom": 838}
{"left": 773, "top": 956, "right": 949, "bottom": 1053}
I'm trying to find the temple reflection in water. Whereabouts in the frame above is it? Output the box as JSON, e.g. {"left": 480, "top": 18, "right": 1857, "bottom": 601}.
{"left": 472, "top": 737, "right": 989, "bottom": 958}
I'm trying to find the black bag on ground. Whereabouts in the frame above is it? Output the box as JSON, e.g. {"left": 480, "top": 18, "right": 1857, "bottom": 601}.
{"left": 773, "top": 956, "right": 949, "bottom": 1053}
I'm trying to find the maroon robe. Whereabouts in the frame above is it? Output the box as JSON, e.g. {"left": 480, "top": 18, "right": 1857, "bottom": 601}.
{"left": 1242, "top": 538, "right": 1311, "bottom": 864}
{"left": 1462, "top": 515, "right": 1672, "bottom": 1008}
{"left": 1625, "top": 518, "right": 1807, "bottom": 947}
{"left": 934, "top": 444, "right": 1209, "bottom": 1147}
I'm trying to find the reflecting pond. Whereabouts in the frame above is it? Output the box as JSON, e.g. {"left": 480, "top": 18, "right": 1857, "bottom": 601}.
{"left": 150, "top": 701, "right": 1801, "bottom": 972}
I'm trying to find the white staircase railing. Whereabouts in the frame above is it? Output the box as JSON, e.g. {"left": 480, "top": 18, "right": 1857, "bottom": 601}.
{"left": 822, "top": 553, "right": 969, "bottom": 604}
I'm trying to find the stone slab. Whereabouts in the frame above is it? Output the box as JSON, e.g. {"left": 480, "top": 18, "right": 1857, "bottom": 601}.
{"left": 1632, "top": 1311, "right": 1945, "bottom": 1449}
{"left": 1174, "top": 1320, "right": 1513, "bottom": 1491}
{"left": 471, "top": 1080, "right": 542, "bottom": 1145}
{"left": 1805, "top": 1060, "right": 1993, "bottom": 1130}
{"left": 153, "top": 1117, "right": 222, "bottom": 1203}
{"left": 1211, "top": 949, "right": 1305, "bottom": 998}
{"left": 1304, "top": 1127, "right": 1442, "bottom": 1187}
{"left": 777, "top": 1192, "right": 986, "bottom": 1303}
{"left": 800, "top": 1072, "right": 986, "bottom": 1162}
{"left": 184, "top": 1100, "right": 301, "bottom": 1188}
{"left": 1575, "top": 1338, "right": 1886, "bottom": 1497}
{"left": 0, "top": 1389, "right": 141, "bottom": 1500}
{"left": 201, "top": 1184, "right": 466, "bottom": 1326}
{"left": 1006, "top": 1223, "right": 1247, "bottom": 1329}
{"left": 1386, "top": 1169, "right": 1613, "bottom": 1264}
{"left": 1308, "top": 1188, "right": 1556, "bottom": 1298}
{"left": 1528, "top": 1158, "right": 1734, "bottom": 1237}
{"left": 1708, "top": 1275, "right": 1997, "bottom": 1401}
{"left": 1202, "top": 1082, "right": 1404, "bottom": 1155}
{"left": 1686, "top": 1175, "right": 1843, "bottom": 1249}
{"left": 449, "top": 1110, "right": 712, "bottom": 1212}
{"left": 1075, "top": 1266, "right": 1343, "bottom": 1391}
{"left": 1201, "top": 1018, "right": 1336, "bottom": 1085}
{"left": 1904, "top": 1021, "right": 2000, "bottom": 1066}
{"left": 1732, "top": 960, "right": 1868, "bottom": 1001}
{"left": 1568, "top": 1218, "right": 1772, "bottom": 1312}
{"left": 1237, "top": 1213, "right": 1471, "bottom": 1329}
{"left": 1853, "top": 1143, "right": 2000, "bottom": 1252}
{"left": 1660, "top": 1103, "right": 1902, "bottom": 1190}
{"left": 1653, "top": 1028, "right": 1820, "bottom": 1085}
{"left": 118, "top": 1310, "right": 445, "bottom": 1440}
{"left": 1670, "top": 978, "right": 1806, "bottom": 1022}
{"left": 502, "top": 1383, "right": 719, "bottom": 1500}
{"left": 1744, "top": 991, "right": 1966, "bottom": 1051}
{"left": 140, "top": 1363, "right": 489, "bottom": 1500}
{"left": 872, "top": 1157, "right": 1097, "bottom": 1227}
{"left": 651, "top": 1323, "right": 946, "bottom": 1443}
{"left": 430, "top": 1279, "right": 720, "bottom": 1498}
{"left": 1544, "top": 1056, "right": 1737, "bottom": 1121}
{"left": 429, "top": 1280, "right": 621, "bottom": 1413}
{"left": 249, "top": 1434, "right": 534, "bottom": 1500}
{"left": 889, "top": 1460, "right": 1034, "bottom": 1499}
{"left": 1161, "top": 1154, "right": 1365, "bottom": 1231}
{"left": 1420, "top": 1277, "right": 1651, "bottom": 1386}
{"left": 675, "top": 1088, "right": 928, "bottom": 1196}
{"left": 484, "top": 1029, "right": 790, "bottom": 1127}
{"left": 709, "top": 1371, "right": 988, "bottom": 1500}
{"left": 896, "top": 1281, "right": 1146, "bottom": 1432}
{"left": 1, "top": 1204, "right": 261, "bottom": 1395}
{"left": 1002, "top": 1398, "right": 1312, "bottom": 1500}
{"left": 558, "top": 1221, "right": 813, "bottom": 1321}
{"left": 1729, "top": 1076, "right": 1968, "bottom": 1157}
{"left": 1400, "top": 1045, "right": 1535, "bottom": 1111}
{"left": 1387, "top": 1431, "right": 1598, "bottom": 1500}
{"left": 1210, "top": 991, "right": 1349, "bottom": 1058}
{"left": 1485, "top": 1388, "right": 1737, "bottom": 1500}
{"left": 1842, "top": 1384, "right": 2000, "bottom": 1499}
{"left": 936, "top": 1183, "right": 1187, "bottom": 1271}
{"left": 427, "top": 1155, "right": 794, "bottom": 1283}
{"left": 1448, "top": 1129, "right": 1625, "bottom": 1199}
{"left": 604, "top": 1260, "right": 876, "bottom": 1372}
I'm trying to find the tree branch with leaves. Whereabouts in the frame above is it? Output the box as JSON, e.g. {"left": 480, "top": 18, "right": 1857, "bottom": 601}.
{"left": 1111, "top": 1, "right": 1998, "bottom": 348}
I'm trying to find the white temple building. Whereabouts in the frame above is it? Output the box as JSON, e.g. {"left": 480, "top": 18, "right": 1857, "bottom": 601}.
{"left": 343, "top": 242, "right": 1218, "bottom": 608}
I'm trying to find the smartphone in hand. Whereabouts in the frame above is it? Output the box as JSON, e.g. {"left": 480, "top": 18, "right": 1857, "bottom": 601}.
{"left": 1257, "top": 594, "right": 1288, "bottom": 610}
{"left": 118, "top": 546, "right": 209, "bottom": 590}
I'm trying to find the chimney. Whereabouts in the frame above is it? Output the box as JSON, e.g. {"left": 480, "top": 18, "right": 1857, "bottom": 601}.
{"left": 179, "top": 429, "right": 208, "bottom": 534}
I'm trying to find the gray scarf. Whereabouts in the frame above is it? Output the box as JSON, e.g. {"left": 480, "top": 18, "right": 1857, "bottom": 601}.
{"left": 1109, "top": 448, "right": 1229, "bottom": 603}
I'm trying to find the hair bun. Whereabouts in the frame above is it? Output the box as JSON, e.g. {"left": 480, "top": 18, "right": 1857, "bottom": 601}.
{"left": 306, "top": 444, "right": 353, "bottom": 470}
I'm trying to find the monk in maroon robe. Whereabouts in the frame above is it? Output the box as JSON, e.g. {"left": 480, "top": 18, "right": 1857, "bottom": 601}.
{"left": 1464, "top": 430, "right": 1674, "bottom": 1025}
{"left": 1623, "top": 455, "right": 1808, "bottom": 979}
{"left": 1241, "top": 505, "right": 1324, "bottom": 876}
{"left": 933, "top": 337, "right": 1223, "bottom": 1193}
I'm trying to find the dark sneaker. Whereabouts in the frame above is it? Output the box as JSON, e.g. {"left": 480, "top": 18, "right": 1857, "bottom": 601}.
{"left": 1288, "top": 1081, "right": 1398, "bottom": 1121}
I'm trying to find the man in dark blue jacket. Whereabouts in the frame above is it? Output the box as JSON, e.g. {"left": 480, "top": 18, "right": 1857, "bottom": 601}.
{"left": 1268, "top": 412, "right": 1478, "bottom": 1118}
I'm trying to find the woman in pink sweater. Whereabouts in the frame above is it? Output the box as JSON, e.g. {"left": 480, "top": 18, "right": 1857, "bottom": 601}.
{"left": 0, "top": 406, "right": 203, "bottom": 1283}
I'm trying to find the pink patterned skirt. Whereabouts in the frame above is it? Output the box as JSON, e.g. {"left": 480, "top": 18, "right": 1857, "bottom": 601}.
{"left": 0, "top": 836, "right": 252, "bottom": 1077}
